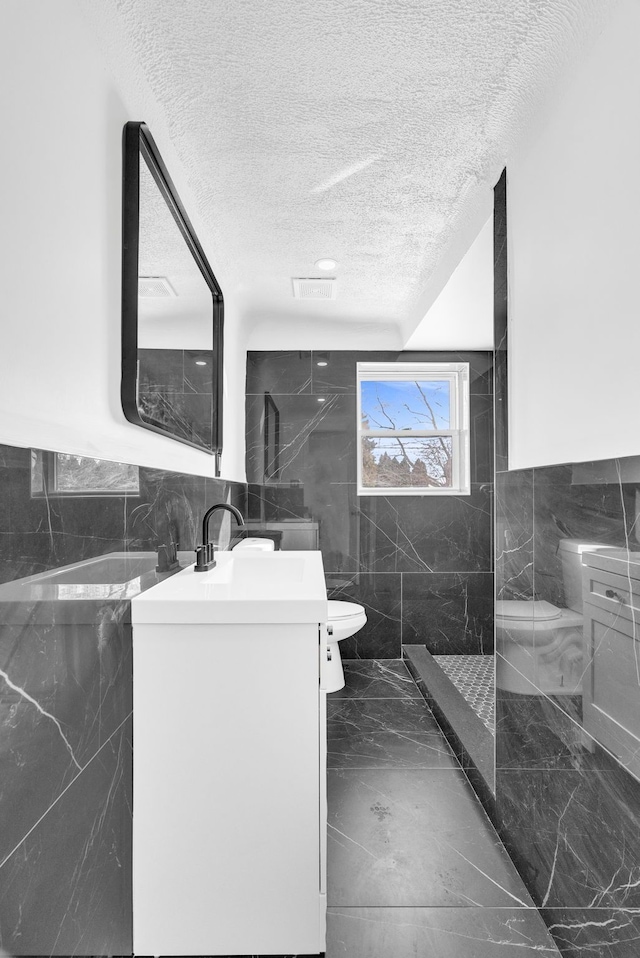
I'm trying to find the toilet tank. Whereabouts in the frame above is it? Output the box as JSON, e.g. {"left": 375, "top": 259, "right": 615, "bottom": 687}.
{"left": 559, "top": 539, "right": 616, "bottom": 612}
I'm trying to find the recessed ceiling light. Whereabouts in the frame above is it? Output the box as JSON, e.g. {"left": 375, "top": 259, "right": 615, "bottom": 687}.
{"left": 316, "top": 361, "right": 328, "bottom": 367}
{"left": 314, "top": 258, "right": 337, "bottom": 271}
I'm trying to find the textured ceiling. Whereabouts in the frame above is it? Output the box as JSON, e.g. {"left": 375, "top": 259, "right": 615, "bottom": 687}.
{"left": 87, "top": 0, "right": 612, "bottom": 345}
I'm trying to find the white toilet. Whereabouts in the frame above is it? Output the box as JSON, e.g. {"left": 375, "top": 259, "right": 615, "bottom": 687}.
{"left": 232, "top": 538, "right": 367, "bottom": 692}
{"left": 325, "top": 600, "right": 367, "bottom": 692}
{"left": 496, "top": 538, "right": 616, "bottom": 695}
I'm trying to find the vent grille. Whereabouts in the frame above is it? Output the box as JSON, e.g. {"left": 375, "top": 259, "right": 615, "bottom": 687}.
{"left": 138, "top": 276, "right": 176, "bottom": 298}
{"left": 292, "top": 277, "right": 337, "bottom": 300}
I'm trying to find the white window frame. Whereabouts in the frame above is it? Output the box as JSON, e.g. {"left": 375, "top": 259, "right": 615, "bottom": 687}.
{"left": 356, "top": 362, "right": 470, "bottom": 496}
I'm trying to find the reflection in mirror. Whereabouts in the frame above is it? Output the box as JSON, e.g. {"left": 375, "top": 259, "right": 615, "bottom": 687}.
{"left": 122, "top": 122, "right": 223, "bottom": 465}
{"left": 30, "top": 450, "right": 140, "bottom": 497}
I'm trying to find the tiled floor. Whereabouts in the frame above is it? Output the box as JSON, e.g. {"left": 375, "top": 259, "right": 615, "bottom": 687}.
{"left": 433, "top": 653, "right": 495, "bottom": 733}
{"left": 325, "top": 659, "right": 560, "bottom": 957}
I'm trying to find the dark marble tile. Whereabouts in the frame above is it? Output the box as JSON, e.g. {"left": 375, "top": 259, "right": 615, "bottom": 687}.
{"left": 496, "top": 765, "right": 640, "bottom": 909}
{"left": 328, "top": 573, "right": 401, "bottom": 658}
{"left": 246, "top": 350, "right": 313, "bottom": 395}
{"left": 402, "top": 571, "right": 494, "bottom": 653}
{"left": 357, "top": 486, "right": 492, "bottom": 573}
{"left": 470, "top": 394, "right": 494, "bottom": 484}
{"left": 311, "top": 350, "right": 397, "bottom": 394}
{"left": 183, "top": 348, "right": 214, "bottom": 393}
{"left": 401, "top": 350, "right": 493, "bottom": 395}
{"left": 246, "top": 393, "right": 356, "bottom": 486}
{"left": 328, "top": 727, "right": 457, "bottom": 769}
{"left": 0, "top": 443, "right": 248, "bottom": 957}
{"left": 308, "top": 348, "right": 493, "bottom": 396}
{"left": 327, "top": 768, "right": 532, "bottom": 906}
{"left": 531, "top": 464, "right": 630, "bottom": 607}
{"left": 138, "top": 346, "right": 184, "bottom": 392}
{"left": 0, "top": 602, "right": 133, "bottom": 864}
{"left": 541, "top": 908, "right": 640, "bottom": 957}
{"left": 131, "top": 469, "right": 246, "bottom": 554}
{"left": 138, "top": 389, "right": 213, "bottom": 446}
{"left": 331, "top": 659, "right": 420, "bottom": 699}
{"left": 327, "top": 697, "right": 441, "bottom": 734}
{"left": 327, "top": 907, "right": 561, "bottom": 957}
{"left": 0, "top": 717, "right": 132, "bottom": 957}
{"left": 496, "top": 468, "right": 534, "bottom": 600}
{"left": 495, "top": 691, "right": 614, "bottom": 771}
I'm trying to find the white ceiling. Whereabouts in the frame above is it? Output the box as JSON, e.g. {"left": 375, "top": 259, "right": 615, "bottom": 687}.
{"left": 86, "top": 0, "right": 611, "bottom": 348}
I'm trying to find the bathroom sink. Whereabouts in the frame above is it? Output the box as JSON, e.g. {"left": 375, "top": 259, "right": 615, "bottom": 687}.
{"left": 0, "top": 551, "right": 191, "bottom": 624}
{"left": 31, "top": 552, "right": 161, "bottom": 585}
{"left": 0, "top": 551, "right": 197, "bottom": 617}
{"left": 133, "top": 550, "right": 328, "bottom": 625}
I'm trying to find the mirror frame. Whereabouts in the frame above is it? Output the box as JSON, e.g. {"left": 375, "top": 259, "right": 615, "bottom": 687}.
{"left": 122, "top": 121, "right": 223, "bottom": 466}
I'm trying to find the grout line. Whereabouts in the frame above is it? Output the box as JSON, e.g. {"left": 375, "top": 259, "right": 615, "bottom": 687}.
{"left": 0, "top": 711, "right": 132, "bottom": 871}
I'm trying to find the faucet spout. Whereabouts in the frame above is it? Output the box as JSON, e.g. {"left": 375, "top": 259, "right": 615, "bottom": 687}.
{"left": 195, "top": 503, "right": 245, "bottom": 572}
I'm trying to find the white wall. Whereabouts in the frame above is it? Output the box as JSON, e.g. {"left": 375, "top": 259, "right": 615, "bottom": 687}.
{"left": 403, "top": 216, "right": 493, "bottom": 350}
{"left": 508, "top": 0, "right": 640, "bottom": 470}
{"left": 0, "top": 0, "right": 246, "bottom": 481}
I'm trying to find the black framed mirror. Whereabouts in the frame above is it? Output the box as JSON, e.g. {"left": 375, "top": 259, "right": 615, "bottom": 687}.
{"left": 122, "top": 121, "right": 223, "bottom": 466}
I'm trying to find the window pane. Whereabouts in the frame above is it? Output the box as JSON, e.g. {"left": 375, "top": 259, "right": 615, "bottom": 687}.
{"left": 54, "top": 454, "right": 140, "bottom": 493}
{"left": 361, "top": 436, "right": 453, "bottom": 488}
{"left": 360, "top": 380, "right": 450, "bottom": 430}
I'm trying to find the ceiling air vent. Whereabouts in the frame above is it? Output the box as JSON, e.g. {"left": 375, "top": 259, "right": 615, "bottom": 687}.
{"left": 138, "top": 276, "right": 176, "bottom": 298}
{"left": 292, "top": 277, "right": 337, "bottom": 300}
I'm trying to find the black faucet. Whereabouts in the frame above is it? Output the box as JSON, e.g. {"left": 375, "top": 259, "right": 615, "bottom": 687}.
{"left": 194, "top": 503, "right": 245, "bottom": 572}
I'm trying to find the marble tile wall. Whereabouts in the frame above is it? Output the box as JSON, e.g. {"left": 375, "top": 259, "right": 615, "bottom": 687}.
{"left": 246, "top": 350, "right": 494, "bottom": 658}
{"left": 495, "top": 456, "right": 640, "bottom": 956}
{"left": 137, "top": 347, "right": 215, "bottom": 448}
{"left": 0, "top": 442, "right": 246, "bottom": 956}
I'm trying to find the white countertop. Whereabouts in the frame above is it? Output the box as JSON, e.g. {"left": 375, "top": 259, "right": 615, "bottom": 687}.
{"left": 583, "top": 548, "right": 640, "bottom": 579}
{"left": 132, "top": 550, "right": 328, "bottom": 625}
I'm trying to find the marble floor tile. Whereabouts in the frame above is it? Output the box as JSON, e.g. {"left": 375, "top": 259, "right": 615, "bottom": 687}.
{"left": 328, "top": 728, "right": 458, "bottom": 770}
{"left": 327, "top": 697, "right": 442, "bottom": 734}
{"left": 331, "top": 658, "right": 421, "bottom": 699}
{"left": 541, "top": 908, "right": 640, "bottom": 957}
{"left": 327, "top": 906, "right": 561, "bottom": 957}
{"left": 327, "top": 768, "right": 532, "bottom": 907}
{"left": 496, "top": 766, "right": 640, "bottom": 910}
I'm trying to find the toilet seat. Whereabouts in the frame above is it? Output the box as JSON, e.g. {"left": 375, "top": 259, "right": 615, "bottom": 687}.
{"left": 326, "top": 600, "right": 367, "bottom": 643}
{"left": 328, "top": 600, "right": 365, "bottom": 620}
{"left": 495, "top": 600, "right": 562, "bottom": 622}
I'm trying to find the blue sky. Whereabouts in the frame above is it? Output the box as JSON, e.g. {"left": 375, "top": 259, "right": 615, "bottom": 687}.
{"left": 361, "top": 380, "right": 450, "bottom": 430}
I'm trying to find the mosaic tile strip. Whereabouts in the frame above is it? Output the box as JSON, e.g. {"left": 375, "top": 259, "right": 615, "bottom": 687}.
{"left": 433, "top": 655, "right": 495, "bottom": 734}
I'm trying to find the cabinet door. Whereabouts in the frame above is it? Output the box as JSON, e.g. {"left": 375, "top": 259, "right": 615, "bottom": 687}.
{"left": 583, "top": 600, "right": 640, "bottom": 782}
{"left": 133, "top": 621, "right": 323, "bottom": 956}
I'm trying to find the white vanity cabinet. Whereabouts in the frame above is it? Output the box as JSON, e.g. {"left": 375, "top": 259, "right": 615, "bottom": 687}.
{"left": 131, "top": 551, "right": 329, "bottom": 957}
{"left": 582, "top": 549, "right": 640, "bottom": 783}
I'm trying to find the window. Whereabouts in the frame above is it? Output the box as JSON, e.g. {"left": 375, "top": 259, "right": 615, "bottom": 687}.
{"left": 357, "top": 362, "right": 470, "bottom": 496}
{"left": 31, "top": 451, "right": 140, "bottom": 497}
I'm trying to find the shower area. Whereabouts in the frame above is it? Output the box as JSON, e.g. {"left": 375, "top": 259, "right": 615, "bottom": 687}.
{"left": 246, "top": 344, "right": 498, "bottom": 811}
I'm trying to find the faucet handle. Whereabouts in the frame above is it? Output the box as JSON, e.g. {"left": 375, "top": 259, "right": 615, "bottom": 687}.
{"left": 194, "top": 542, "right": 216, "bottom": 572}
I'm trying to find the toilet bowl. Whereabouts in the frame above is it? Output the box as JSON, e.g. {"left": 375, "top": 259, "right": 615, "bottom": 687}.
{"left": 495, "top": 599, "right": 584, "bottom": 694}
{"left": 496, "top": 539, "right": 618, "bottom": 695}
{"left": 231, "top": 537, "right": 367, "bottom": 691}
{"left": 324, "top": 600, "right": 367, "bottom": 693}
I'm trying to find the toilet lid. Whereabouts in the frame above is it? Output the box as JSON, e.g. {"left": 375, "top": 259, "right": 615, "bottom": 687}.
{"left": 328, "top": 600, "right": 365, "bottom": 620}
{"left": 495, "top": 599, "right": 562, "bottom": 622}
